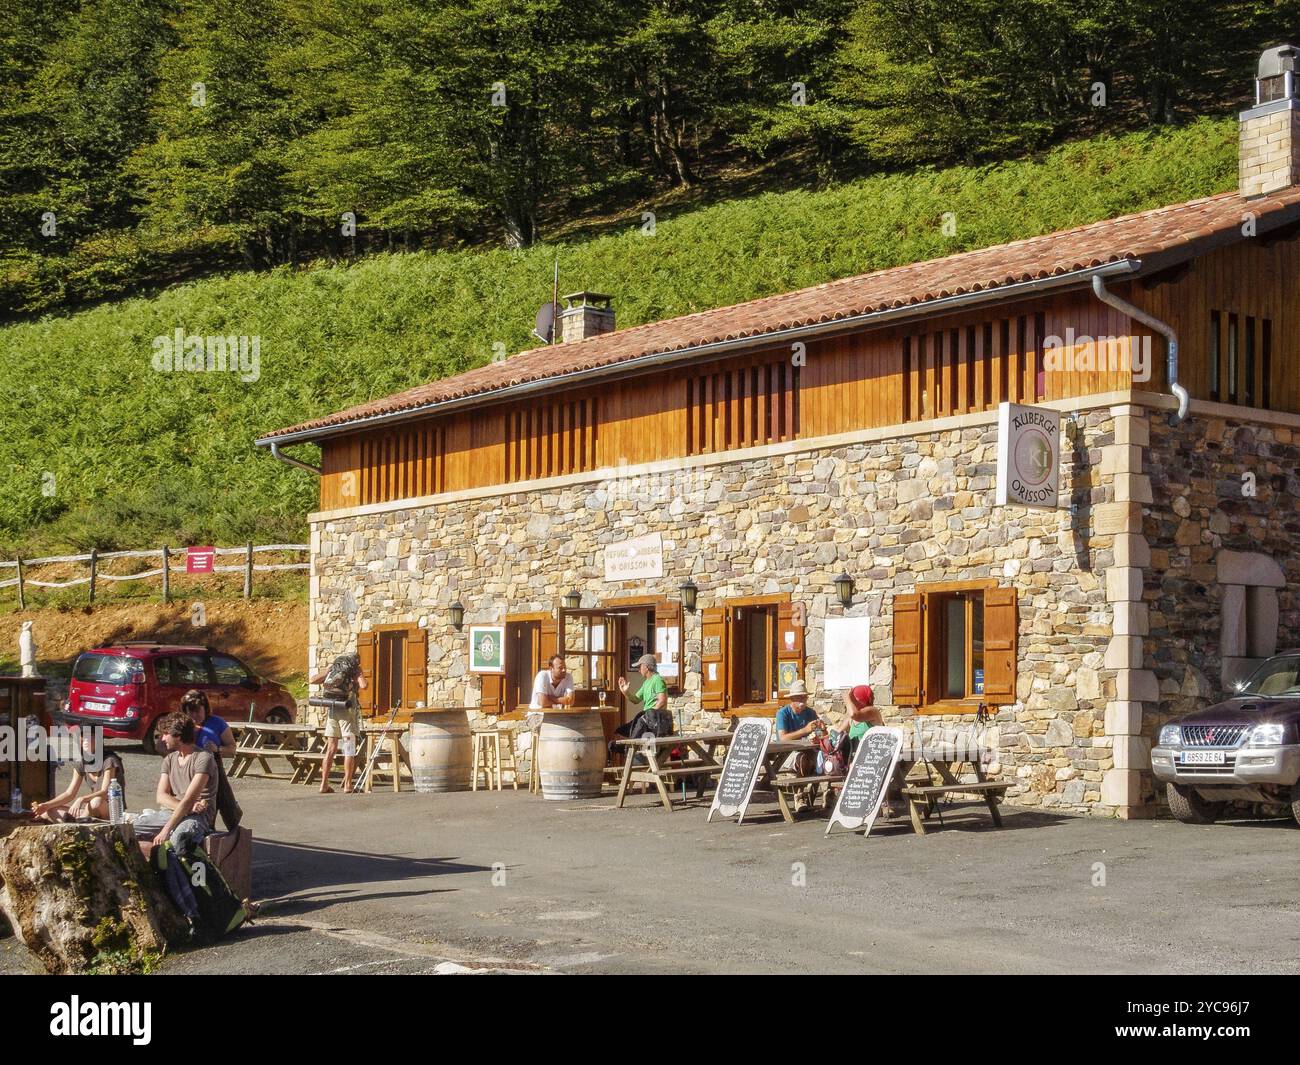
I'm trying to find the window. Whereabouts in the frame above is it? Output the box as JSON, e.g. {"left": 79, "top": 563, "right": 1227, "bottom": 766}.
{"left": 72, "top": 654, "right": 139, "bottom": 685}
{"left": 687, "top": 353, "right": 799, "bottom": 455}
{"left": 701, "top": 597, "right": 805, "bottom": 714}
{"left": 892, "top": 583, "right": 1016, "bottom": 713}
{"left": 210, "top": 654, "right": 250, "bottom": 686}
{"left": 561, "top": 611, "right": 619, "bottom": 692}
{"left": 479, "top": 614, "right": 556, "bottom": 715}
{"left": 357, "top": 626, "right": 427, "bottom": 719}
{"left": 1210, "top": 310, "right": 1272, "bottom": 409}
{"left": 156, "top": 655, "right": 211, "bottom": 687}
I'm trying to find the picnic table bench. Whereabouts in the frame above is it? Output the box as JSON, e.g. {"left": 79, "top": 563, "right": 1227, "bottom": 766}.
{"left": 614, "top": 731, "right": 733, "bottom": 812}
{"left": 229, "top": 722, "right": 320, "bottom": 781}
{"left": 899, "top": 757, "right": 1011, "bottom": 834}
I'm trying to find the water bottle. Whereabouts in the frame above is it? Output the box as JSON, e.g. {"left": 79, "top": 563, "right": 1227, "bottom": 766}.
{"left": 108, "top": 779, "right": 124, "bottom": 825}
{"left": 9, "top": 787, "right": 22, "bottom": 814}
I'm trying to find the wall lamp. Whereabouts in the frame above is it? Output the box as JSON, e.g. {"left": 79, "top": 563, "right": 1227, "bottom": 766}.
{"left": 449, "top": 601, "right": 465, "bottom": 630}
{"left": 679, "top": 579, "right": 699, "bottom": 614}
{"left": 562, "top": 589, "right": 582, "bottom": 610}
{"left": 833, "top": 573, "right": 854, "bottom": 609}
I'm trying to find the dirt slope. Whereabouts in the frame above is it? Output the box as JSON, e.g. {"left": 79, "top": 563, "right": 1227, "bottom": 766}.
{"left": 0, "top": 599, "right": 307, "bottom": 684}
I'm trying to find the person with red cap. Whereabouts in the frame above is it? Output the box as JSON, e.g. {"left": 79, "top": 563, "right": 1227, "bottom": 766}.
{"left": 838, "top": 684, "right": 883, "bottom": 749}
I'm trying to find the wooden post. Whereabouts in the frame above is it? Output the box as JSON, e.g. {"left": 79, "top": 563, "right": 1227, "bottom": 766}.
{"left": 88, "top": 549, "right": 97, "bottom": 605}
{"left": 244, "top": 541, "right": 253, "bottom": 599}
{"left": 161, "top": 545, "right": 170, "bottom": 604}
{"left": 15, "top": 558, "right": 24, "bottom": 611}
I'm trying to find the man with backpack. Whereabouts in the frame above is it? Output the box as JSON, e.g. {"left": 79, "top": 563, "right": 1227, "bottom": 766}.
{"left": 309, "top": 650, "right": 368, "bottom": 794}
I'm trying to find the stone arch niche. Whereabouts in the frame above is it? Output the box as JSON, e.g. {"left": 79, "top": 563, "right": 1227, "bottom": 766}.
{"left": 1217, "top": 550, "right": 1286, "bottom": 691}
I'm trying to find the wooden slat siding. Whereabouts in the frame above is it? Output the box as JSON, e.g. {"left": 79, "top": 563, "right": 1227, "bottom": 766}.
{"left": 1129, "top": 234, "right": 1298, "bottom": 410}
{"left": 319, "top": 236, "right": 1300, "bottom": 510}
{"left": 958, "top": 326, "right": 972, "bottom": 414}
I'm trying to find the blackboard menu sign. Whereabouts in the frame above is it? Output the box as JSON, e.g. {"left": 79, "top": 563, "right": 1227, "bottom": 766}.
{"left": 707, "top": 717, "right": 773, "bottom": 823}
{"left": 826, "top": 726, "right": 904, "bottom": 836}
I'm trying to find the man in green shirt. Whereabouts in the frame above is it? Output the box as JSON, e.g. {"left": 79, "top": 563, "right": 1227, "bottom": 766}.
{"left": 612, "top": 654, "right": 671, "bottom": 750}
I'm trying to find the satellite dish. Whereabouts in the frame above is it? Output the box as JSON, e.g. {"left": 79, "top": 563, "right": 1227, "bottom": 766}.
{"left": 532, "top": 302, "right": 558, "bottom": 344}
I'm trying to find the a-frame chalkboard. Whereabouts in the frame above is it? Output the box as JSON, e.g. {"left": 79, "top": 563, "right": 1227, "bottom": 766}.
{"left": 825, "top": 726, "right": 904, "bottom": 836}
{"left": 707, "top": 717, "right": 773, "bottom": 824}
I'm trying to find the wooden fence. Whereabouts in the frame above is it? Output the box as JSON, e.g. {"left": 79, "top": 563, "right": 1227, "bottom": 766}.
{"left": 0, "top": 544, "right": 309, "bottom": 608}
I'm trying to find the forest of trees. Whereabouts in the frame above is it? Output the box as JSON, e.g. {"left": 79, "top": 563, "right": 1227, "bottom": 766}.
{"left": 2, "top": 0, "right": 1295, "bottom": 317}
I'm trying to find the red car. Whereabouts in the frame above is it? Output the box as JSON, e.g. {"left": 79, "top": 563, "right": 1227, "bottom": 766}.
{"left": 61, "top": 643, "right": 296, "bottom": 753}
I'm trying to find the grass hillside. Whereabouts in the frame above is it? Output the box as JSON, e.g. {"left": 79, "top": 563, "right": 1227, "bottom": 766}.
{"left": 0, "top": 118, "right": 1237, "bottom": 556}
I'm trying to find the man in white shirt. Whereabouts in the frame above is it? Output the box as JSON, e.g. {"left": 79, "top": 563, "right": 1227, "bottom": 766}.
{"left": 530, "top": 656, "right": 575, "bottom": 710}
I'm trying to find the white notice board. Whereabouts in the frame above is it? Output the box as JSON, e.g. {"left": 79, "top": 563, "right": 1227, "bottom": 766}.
{"left": 823, "top": 616, "right": 871, "bottom": 690}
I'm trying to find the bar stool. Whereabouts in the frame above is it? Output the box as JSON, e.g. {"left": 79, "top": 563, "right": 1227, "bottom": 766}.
{"left": 471, "top": 728, "right": 521, "bottom": 791}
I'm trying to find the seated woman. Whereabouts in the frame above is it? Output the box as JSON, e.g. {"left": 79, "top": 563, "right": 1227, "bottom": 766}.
{"left": 180, "top": 689, "right": 241, "bottom": 829}
{"left": 835, "top": 684, "right": 884, "bottom": 751}
{"left": 32, "top": 727, "right": 126, "bottom": 822}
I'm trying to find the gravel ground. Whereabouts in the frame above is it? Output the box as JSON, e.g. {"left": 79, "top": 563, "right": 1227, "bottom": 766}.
{"left": 4, "top": 745, "right": 1300, "bottom": 975}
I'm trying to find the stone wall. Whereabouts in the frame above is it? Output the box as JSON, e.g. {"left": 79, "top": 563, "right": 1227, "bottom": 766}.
{"left": 1143, "top": 408, "right": 1300, "bottom": 740}
{"left": 312, "top": 406, "right": 1134, "bottom": 814}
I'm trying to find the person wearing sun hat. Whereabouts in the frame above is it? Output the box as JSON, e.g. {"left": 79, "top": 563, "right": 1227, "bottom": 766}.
{"left": 775, "top": 679, "right": 824, "bottom": 813}
{"left": 838, "top": 683, "right": 884, "bottom": 750}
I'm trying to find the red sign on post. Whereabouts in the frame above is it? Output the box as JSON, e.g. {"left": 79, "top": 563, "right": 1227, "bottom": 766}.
{"left": 186, "top": 546, "right": 216, "bottom": 574}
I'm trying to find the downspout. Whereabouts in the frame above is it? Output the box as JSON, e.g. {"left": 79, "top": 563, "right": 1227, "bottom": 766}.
{"left": 1091, "top": 273, "right": 1188, "bottom": 421}
{"left": 269, "top": 440, "right": 321, "bottom": 475}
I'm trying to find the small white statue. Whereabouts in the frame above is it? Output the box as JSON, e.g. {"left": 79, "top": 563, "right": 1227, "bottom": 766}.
{"left": 19, "top": 621, "right": 37, "bottom": 678}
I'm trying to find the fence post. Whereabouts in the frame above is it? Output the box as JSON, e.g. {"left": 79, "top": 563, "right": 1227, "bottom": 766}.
{"left": 244, "top": 541, "right": 253, "bottom": 599}
{"left": 88, "top": 548, "right": 97, "bottom": 604}
{"left": 15, "top": 558, "right": 24, "bottom": 611}
{"left": 162, "top": 545, "right": 170, "bottom": 604}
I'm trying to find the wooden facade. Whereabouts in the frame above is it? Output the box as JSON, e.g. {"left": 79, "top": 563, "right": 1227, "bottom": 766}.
{"left": 317, "top": 236, "right": 1300, "bottom": 513}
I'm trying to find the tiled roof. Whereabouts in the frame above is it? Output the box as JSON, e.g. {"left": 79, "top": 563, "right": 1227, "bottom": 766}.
{"left": 261, "top": 186, "right": 1300, "bottom": 442}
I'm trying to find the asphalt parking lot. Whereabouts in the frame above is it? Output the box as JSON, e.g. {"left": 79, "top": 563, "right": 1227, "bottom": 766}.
{"left": 4, "top": 745, "right": 1300, "bottom": 975}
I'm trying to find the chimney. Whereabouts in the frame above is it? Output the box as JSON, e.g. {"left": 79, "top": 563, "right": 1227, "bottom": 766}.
{"left": 558, "top": 291, "right": 614, "bottom": 343}
{"left": 1240, "top": 44, "right": 1300, "bottom": 197}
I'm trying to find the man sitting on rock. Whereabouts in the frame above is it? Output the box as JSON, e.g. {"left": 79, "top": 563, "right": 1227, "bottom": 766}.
{"left": 133, "top": 712, "right": 218, "bottom": 934}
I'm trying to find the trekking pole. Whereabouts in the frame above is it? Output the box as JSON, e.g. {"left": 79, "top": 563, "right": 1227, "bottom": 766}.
{"left": 355, "top": 702, "right": 402, "bottom": 793}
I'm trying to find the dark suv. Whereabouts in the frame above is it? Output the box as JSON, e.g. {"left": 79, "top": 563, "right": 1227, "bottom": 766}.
{"left": 1151, "top": 651, "right": 1300, "bottom": 824}
{"left": 61, "top": 643, "right": 296, "bottom": 753}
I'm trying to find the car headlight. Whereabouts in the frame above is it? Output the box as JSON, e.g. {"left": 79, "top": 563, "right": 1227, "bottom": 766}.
{"left": 1249, "top": 723, "right": 1285, "bottom": 747}
{"left": 1159, "top": 725, "right": 1181, "bottom": 746}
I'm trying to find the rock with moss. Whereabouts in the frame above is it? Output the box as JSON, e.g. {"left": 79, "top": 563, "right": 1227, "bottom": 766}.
{"left": 0, "top": 822, "right": 187, "bottom": 974}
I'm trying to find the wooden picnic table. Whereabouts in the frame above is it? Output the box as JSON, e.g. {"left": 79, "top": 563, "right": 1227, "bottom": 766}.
{"left": 229, "top": 721, "right": 320, "bottom": 781}
{"left": 614, "top": 731, "right": 734, "bottom": 812}
{"left": 894, "top": 756, "right": 1010, "bottom": 835}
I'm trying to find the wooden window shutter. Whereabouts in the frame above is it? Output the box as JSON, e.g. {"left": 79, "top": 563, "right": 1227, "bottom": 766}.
{"left": 479, "top": 672, "right": 504, "bottom": 714}
{"left": 892, "top": 593, "right": 922, "bottom": 705}
{"left": 539, "top": 619, "right": 559, "bottom": 667}
{"left": 356, "top": 632, "right": 377, "bottom": 715}
{"left": 654, "top": 598, "right": 684, "bottom": 694}
{"left": 700, "top": 607, "right": 727, "bottom": 711}
{"left": 403, "top": 627, "right": 428, "bottom": 712}
{"left": 776, "top": 602, "right": 806, "bottom": 688}
{"left": 982, "top": 587, "right": 1018, "bottom": 704}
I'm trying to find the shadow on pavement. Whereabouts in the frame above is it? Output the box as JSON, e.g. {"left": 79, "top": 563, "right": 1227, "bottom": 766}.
{"left": 249, "top": 838, "right": 491, "bottom": 911}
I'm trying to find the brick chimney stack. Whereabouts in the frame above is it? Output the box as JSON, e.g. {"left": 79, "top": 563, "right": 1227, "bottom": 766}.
{"left": 559, "top": 292, "right": 614, "bottom": 343}
{"left": 1240, "top": 44, "right": 1300, "bottom": 197}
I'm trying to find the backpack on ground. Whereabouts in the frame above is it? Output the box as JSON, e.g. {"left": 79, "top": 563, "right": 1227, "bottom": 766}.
{"left": 152, "top": 841, "right": 248, "bottom": 939}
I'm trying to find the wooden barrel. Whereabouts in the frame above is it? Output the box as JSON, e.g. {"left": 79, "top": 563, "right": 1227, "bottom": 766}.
{"left": 538, "top": 711, "right": 606, "bottom": 800}
{"left": 408, "top": 710, "right": 472, "bottom": 793}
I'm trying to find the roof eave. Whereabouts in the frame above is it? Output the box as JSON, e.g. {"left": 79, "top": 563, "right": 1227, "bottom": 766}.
{"left": 255, "top": 258, "right": 1143, "bottom": 449}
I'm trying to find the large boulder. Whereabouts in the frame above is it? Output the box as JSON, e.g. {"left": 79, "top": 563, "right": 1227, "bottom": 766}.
{"left": 0, "top": 821, "right": 187, "bottom": 974}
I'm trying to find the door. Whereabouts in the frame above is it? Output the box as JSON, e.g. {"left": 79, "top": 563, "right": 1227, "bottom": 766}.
{"left": 505, "top": 621, "right": 541, "bottom": 713}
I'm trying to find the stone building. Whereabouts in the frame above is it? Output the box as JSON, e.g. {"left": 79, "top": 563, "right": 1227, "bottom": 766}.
{"left": 260, "top": 49, "right": 1300, "bottom": 818}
